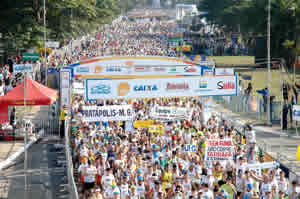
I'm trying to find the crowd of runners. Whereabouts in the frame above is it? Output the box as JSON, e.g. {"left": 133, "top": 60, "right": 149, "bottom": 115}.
{"left": 61, "top": 17, "right": 300, "bottom": 199}
{"left": 70, "top": 95, "right": 299, "bottom": 199}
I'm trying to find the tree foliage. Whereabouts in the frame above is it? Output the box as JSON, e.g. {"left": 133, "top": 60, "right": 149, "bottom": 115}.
{"left": 198, "top": 0, "right": 300, "bottom": 65}
{"left": 0, "top": 0, "right": 145, "bottom": 54}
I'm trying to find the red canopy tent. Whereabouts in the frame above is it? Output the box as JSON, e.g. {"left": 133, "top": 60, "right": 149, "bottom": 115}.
{"left": 0, "top": 78, "right": 58, "bottom": 106}
{"left": 0, "top": 78, "right": 58, "bottom": 124}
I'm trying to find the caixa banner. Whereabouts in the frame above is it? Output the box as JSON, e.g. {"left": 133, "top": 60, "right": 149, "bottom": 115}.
{"left": 85, "top": 76, "right": 238, "bottom": 100}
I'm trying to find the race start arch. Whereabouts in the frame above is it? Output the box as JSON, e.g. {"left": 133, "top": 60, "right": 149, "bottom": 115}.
{"left": 68, "top": 56, "right": 204, "bottom": 78}
{"left": 63, "top": 56, "right": 237, "bottom": 101}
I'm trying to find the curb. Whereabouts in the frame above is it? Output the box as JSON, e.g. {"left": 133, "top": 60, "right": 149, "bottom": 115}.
{"left": 0, "top": 129, "right": 45, "bottom": 171}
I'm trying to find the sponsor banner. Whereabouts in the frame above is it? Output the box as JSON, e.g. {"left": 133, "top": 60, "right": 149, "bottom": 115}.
{"left": 205, "top": 139, "right": 234, "bottom": 161}
{"left": 293, "top": 105, "right": 300, "bottom": 121}
{"left": 85, "top": 76, "right": 238, "bottom": 100}
{"left": 151, "top": 106, "right": 193, "bottom": 121}
{"left": 215, "top": 68, "right": 234, "bottom": 76}
{"left": 148, "top": 125, "right": 165, "bottom": 133}
{"left": 134, "top": 120, "right": 154, "bottom": 128}
{"left": 197, "top": 61, "right": 215, "bottom": 68}
{"left": 13, "top": 64, "right": 33, "bottom": 73}
{"left": 74, "top": 65, "right": 201, "bottom": 76}
{"left": 72, "top": 82, "right": 85, "bottom": 95}
{"left": 81, "top": 105, "right": 134, "bottom": 122}
{"left": 60, "top": 69, "right": 71, "bottom": 109}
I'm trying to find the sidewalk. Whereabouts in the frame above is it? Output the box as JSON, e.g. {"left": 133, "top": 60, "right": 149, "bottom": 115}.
{"left": 0, "top": 141, "right": 24, "bottom": 168}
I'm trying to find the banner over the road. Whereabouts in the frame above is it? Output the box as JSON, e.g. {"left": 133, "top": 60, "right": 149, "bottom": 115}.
{"left": 71, "top": 56, "right": 200, "bottom": 77}
{"left": 85, "top": 76, "right": 238, "bottom": 100}
{"left": 82, "top": 105, "right": 134, "bottom": 122}
{"left": 151, "top": 106, "right": 193, "bottom": 121}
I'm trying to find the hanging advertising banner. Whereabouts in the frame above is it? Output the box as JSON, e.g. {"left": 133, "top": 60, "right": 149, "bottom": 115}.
{"left": 13, "top": 64, "right": 33, "bottom": 73}
{"left": 134, "top": 120, "right": 154, "bottom": 128}
{"left": 74, "top": 65, "right": 201, "bottom": 76}
{"left": 81, "top": 105, "right": 134, "bottom": 122}
{"left": 151, "top": 106, "right": 193, "bottom": 121}
{"left": 85, "top": 76, "right": 238, "bottom": 100}
{"left": 60, "top": 69, "right": 71, "bottom": 109}
{"left": 205, "top": 139, "right": 234, "bottom": 161}
{"left": 215, "top": 68, "right": 234, "bottom": 76}
{"left": 72, "top": 82, "right": 85, "bottom": 95}
{"left": 71, "top": 56, "right": 200, "bottom": 77}
{"left": 293, "top": 105, "right": 300, "bottom": 121}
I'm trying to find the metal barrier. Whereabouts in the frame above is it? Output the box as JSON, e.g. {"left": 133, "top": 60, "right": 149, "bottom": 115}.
{"left": 214, "top": 95, "right": 281, "bottom": 124}
{"left": 64, "top": 119, "right": 79, "bottom": 199}
{"left": 31, "top": 119, "right": 59, "bottom": 136}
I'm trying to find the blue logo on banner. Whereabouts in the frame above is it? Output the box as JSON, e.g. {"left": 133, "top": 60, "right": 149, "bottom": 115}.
{"left": 184, "top": 144, "right": 196, "bottom": 152}
{"left": 76, "top": 67, "right": 89, "bottom": 73}
{"left": 90, "top": 85, "right": 111, "bottom": 94}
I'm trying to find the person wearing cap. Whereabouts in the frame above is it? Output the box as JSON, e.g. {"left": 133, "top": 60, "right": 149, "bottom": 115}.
{"left": 136, "top": 175, "right": 146, "bottom": 198}
{"left": 111, "top": 184, "right": 120, "bottom": 199}
{"left": 242, "top": 184, "right": 254, "bottom": 199}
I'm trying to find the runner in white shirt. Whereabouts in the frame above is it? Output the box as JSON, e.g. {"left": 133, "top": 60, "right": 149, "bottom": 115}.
{"left": 82, "top": 160, "right": 97, "bottom": 199}
{"left": 101, "top": 168, "right": 115, "bottom": 189}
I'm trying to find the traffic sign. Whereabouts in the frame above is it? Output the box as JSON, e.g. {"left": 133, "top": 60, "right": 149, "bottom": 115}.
{"left": 46, "top": 41, "right": 59, "bottom": 48}
{"left": 22, "top": 53, "right": 40, "bottom": 61}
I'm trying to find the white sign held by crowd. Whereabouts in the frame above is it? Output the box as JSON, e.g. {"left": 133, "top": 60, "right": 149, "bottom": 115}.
{"left": 205, "top": 139, "right": 234, "bottom": 161}
{"left": 293, "top": 105, "right": 300, "bottom": 121}
{"left": 151, "top": 106, "right": 193, "bottom": 121}
{"left": 82, "top": 105, "right": 134, "bottom": 122}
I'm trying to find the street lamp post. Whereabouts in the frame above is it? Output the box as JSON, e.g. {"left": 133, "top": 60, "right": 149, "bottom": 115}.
{"left": 44, "top": 0, "right": 47, "bottom": 86}
{"left": 24, "top": 71, "right": 28, "bottom": 199}
{"left": 267, "top": 0, "right": 272, "bottom": 125}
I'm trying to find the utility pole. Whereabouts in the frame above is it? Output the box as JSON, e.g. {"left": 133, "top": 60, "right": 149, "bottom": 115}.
{"left": 44, "top": 0, "right": 47, "bottom": 86}
{"left": 267, "top": 0, "right": 271, "bottom": 125}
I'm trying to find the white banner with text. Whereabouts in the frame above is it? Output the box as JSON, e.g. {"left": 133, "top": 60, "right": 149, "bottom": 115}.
{"left": 82, "top": 105, "right": 134, "bottom": 122}
{"left": 85, "top": 76, "right": 237, "bottom": 100}
{"left": 205, "top": 139, "right": 234, "bottom": 161}
{"left": 151, "top": 106, "right": 193, "bottom": 121}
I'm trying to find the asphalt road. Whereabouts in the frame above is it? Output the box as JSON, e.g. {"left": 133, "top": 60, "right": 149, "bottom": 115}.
{"left": 0, "top": 137, "right": 69, "bottom": 199}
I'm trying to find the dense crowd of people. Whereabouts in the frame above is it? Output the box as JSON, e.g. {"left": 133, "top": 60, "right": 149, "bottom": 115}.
{"left": 0, "top": 12, "right": 298, "bottom": 199}
{"left": 193, "top": 37, "right": 249, "bottom": 56}
{"left": 70, "top": 94, "right": 299, "bottom": 199}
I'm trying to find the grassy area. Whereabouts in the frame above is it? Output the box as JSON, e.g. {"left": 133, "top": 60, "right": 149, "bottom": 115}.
{"left": 238, "top": 69, "right": 293, "bottom": 102}
{"left": 206, "top": 56, "right": 254, "bottom": 66}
